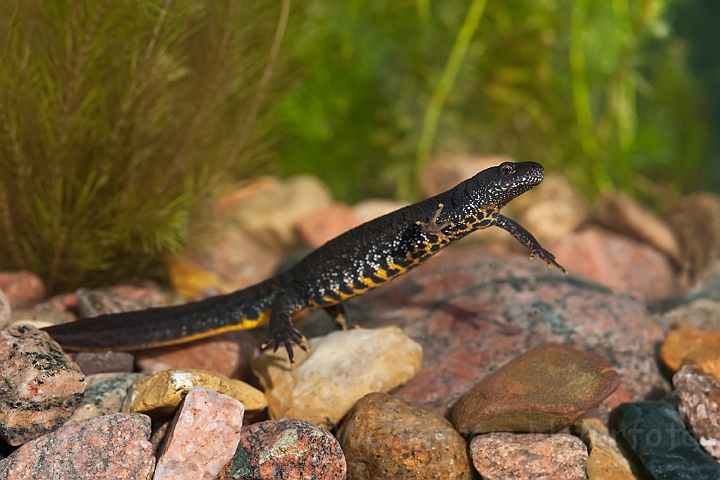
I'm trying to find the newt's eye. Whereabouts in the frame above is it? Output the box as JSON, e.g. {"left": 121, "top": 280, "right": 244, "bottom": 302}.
{"left": 499, "top": 162, "right": 515, "bottom": 176}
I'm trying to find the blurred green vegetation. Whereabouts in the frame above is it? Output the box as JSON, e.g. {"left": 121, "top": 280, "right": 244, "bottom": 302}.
{"left": 274, "top": 0, "right": 712, "bottom": 205}
{"left": 0, "top": 0, "right": 289, "bottom": 291}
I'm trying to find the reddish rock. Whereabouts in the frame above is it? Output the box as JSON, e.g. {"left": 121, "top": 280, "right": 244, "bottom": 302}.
{"left": 296, "top": 203, "right": 363, "bottom": 248}
{"left": 136, "top": 331, "right": 257, "bottom": 380}
{"left": 0, "top": 271, "right": 45, "bottom": 309}
{"left": 674, "top": 366, "right": 720, "bottom": 459}
{"left": 350, "top": 248, "right": 667, "bottom": 419}
{"left": 353, "top": 198, "right": 409, "bottom": 223}
{"left": 452, "top": 343, "right": 619, "bottom": 434}
{"left": 470, "top": 433, "right": 587, "bottom": 480}
{"left": 337, "top": 392, "right": 471, "bottom": 479}
{"left": 74, "top": 351, "right": 135, "bottom": 375}
{"left": 0, "top": 413, "right": 154, "bottom": 479}
{"left": 548, "top": 227, "right": 675, "bottom": 303}
{"left": 0, "top": 289, "right": 9, "bottom": 330}
{"left": 215, "top": 418, "right": 346, "bottom": 480}
{"left": 0, "top": 325, "right": 85, "bottom": 445}
{"left": 33, "top": 292, "right": 78, "bottom": 314}
{"left": 76, "top": 283, "right": 176, "bottom": 317}
{"left": 155, "top": 386, "right": 244, "bottom": 480}
{"left": 420, "top": 154, "right": 509, "bottom": 197}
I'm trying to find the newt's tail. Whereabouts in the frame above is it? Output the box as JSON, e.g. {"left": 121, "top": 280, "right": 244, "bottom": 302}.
{"left": 42, "top": 279, "right": 277, "bottom": 351}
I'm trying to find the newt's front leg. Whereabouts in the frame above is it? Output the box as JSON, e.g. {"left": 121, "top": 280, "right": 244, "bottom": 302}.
{"left": 494, "top": 214, "right": 567, "bottom": 274}
{"left": 417, "top": 203, "right": 453, "bottom": 242}
{"left": 261, "top": 294, "right": 307, "bottom": 364}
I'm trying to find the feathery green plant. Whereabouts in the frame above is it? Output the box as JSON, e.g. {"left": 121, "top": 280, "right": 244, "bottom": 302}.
{"left": 0, "top": 0, "right": 290, "bottom": 292}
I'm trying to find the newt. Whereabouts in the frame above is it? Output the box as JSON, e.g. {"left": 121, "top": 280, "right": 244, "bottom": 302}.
{"left": 43, "top": 161, "right": 566, "bottom": 364}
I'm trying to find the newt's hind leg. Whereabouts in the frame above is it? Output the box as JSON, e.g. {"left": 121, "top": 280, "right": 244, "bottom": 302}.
{"left": 261, "top": 295, "right": 307, "bottom": 364}
{"left": 324, "top": 303, "right": 359, "bottom": 330}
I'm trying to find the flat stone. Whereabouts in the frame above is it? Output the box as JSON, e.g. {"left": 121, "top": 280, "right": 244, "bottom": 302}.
{"left": 76, "top": 283, "right": 176, "bottom": 317}
{"left": 215, "top": 418, "right": 346, "bottom": 480}
{"left": 665, "top": 192, "right": 720, "bottom": 278}
{"left": 0, "top": 413, "right": 154, "bottom": 479}
{"left": 155, "top": 386, "right": 244, "bottom": 480}
{"left": 594, "top": 190, "right": 681, "bottom": 265}
{"left": 296, "top": 202, "right": 363, "bottom": 248}
{"left": 122, "top": 368, "right": 266, "bottom": 419}
{"left": 660, "top": 326, "right": 720, "bottom": 378}
{"left": 253, "top": 326, "right": 422, "bottom": 429}
{"left": 66, "top": 373, "right": 142, "bottom": 424}
{"left": 136, "top": 331, "right": 257, "bottom": 380}
{"left": 548, "top": 227, "right": 675, "bottom": 303}
{"left": 470, "top": 433, "right": 588, "bottom": 480}
{"left": 572, "top": 417, "right": 638, "bottom": 480}
{"left": 0, "top": 325, "right": 86, "bottom": 445}
{"left": 615, "top": 401, "right": 720, "bottom": 479}
{"left": 0, "top": 271, "right": 45, "bottom": 309}
{"left": 74, "top": 351, "right": 135, "bottom": 375}
{"left": 0, "top": 289, "right": 10, "bottom": 330}
{"left": 337, "top": 392, "right": 471, "bottom": 479}
{"left": 673, "top": 366, "right": 720, "bottom": 459}
{"left": 453, "top": 343, "right": 619, "bottom": 434}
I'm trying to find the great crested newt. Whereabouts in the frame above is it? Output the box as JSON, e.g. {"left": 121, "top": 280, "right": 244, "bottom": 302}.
{"left": 43, "top": 161, "right": 566, "bottom": 364}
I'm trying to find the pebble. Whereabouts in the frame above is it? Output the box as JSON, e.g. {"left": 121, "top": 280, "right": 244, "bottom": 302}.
{"left": 349, "top": 250, "right": 667, "bottom": 419}
{"left": 76, "top": 283, "right": 176, "bottom": 317}
{"left": 453, "top": 343, "right": 619, "bottom": 434}
{"left": 660, "top": 326, "right": 720, "bottom": 378}
{"left": 548, "top": 227, "right": 675, "bottom": 303}
{"left": 673, "top": 366, "right": 720, "bottom": 459}
{"left": 0, "top": 289, "right": 10, "bottom": 330}
{"left": 296, "top": 202, "right": 363, "bottom": 248}
{"left": 615, "top": 401, "right": 720, "bottom": 479}
{"left": 337, "top": 392, "right": 471, "bottom": 479}
{"left": 0, "top": 271, "right": 45, "bottom": 310}
{"left": 136, "top": 331, "right": 257, "bottom": 380}
{"left": 652, "top": 265, "right": 720, "bottom": 330}
{"left": 470, "top": 433, "right": 588, "bottom": 480}
{"left": 122, "top": 368, "right": 266, "bottom": 419}
{"left": 73, "top": 351, "right": 135, "bottom": 374}
{"left": 594, "top": 190, "right": 682, "bottom": 265}
{"left": 572, "top": 417, "right": 637, "bottom": 480}
{"left": 665, "top": 191, "right": 720, "bottom": 278}
{"left": 253, "top": 326, "right": 422, "bottom": 429}
{"left": 154, "top": 386, "right": 244, "bottom": 480}
{"left": 0, "top": 325, "right": 86, "bottom": 445}
{"left": 215, "top": 418, "right": 346, "bottom": 480}
{"left": 0, "top": 413, "right": 154, "bottom": 479}
{"left": 67, "top": 373, "right": 142, "bottom": 423}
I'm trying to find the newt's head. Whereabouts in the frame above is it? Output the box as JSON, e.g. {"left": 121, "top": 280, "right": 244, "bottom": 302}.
{"left": 465, "top": 161, "right": 544, "bottom": 209}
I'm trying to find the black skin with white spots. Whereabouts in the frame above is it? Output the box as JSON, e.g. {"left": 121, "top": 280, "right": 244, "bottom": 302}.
{"left": 44, "top": 161, "right": 565, "bottom": 364}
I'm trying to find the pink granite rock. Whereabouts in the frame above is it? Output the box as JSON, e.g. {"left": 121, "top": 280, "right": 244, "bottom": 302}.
{"left": 548, "top": 227, "right": 675, "bottom": 303}
{"left": 350, "top": 248, "right": 667, "bottom": 419}
{"left": 0, "top": 289, "right": 9, "bottom": 330}
{"left": 0, "top": 413, "right": 154, "bottom": 479}
{"left": 296, "top": 203, "right": 363, "bottom": 248}
{"left": 470, "top": 433, "right": 588, "bottom": 480}
{"left": 215, "top": 418, "right": 346, "bottom": 480}
{"left": 0, "top": 325, "right": 86, "bottom": 445}
{"left": 154, "top": 386, "right": 244, "bottom": 480}
{"left": 0, "top": 271, "right": 45, "bottom": 309}
{"left": 673, "top": 366, "right": 720, "bottom": 459}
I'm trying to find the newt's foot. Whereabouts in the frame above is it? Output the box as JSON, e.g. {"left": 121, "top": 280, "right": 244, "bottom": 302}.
{"left": 530, "top": 246, "right": 568, "bottom": 275}
{"left": 417, "top": 203, "right": 452, "bottom": 242}
{"left": 261, "top": 324, "right": 308, "bottom": 365}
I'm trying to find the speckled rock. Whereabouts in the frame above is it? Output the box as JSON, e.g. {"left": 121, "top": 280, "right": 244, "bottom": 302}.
{"left": 0, "top": 271, "right": 45, "bottom": 309}
{"left": 470, "top": 433, "right": 588, "bottom": 480}
{"left": 0, "top": 325, "right": 85, "bottom": 445}
{"left": 155, "top": 386, "right": 244, "bottom": 480}
{"left": 296, "top": 202, "right": 363, "bottom": 248}
{"left": 346, "top": 249, "right": 667, "bottom": 419}
{"left": 215, "top": 418, "right": 346, "bottom": 480}
{"left": 123, "top": 368, "right": 265, "bottom": 418}
{"left": 0, "top": 412, "right": 154, "bottom": 479}
{"left": 573, "top": 417, "right": 637, "bottom": 480}
{"left": 136, "top": 331, "right": 257, "bottom": 380}
{"left": 660, "top": 326, "right": 720, "bottom": 378}
{"left": 74, "top": 351, "right": 135, "bottom": 375}
{"left": 615, "top": 401, "right": 720, "bottom": 480}
{"left": 665, "top": 192, "right": 720, "bottom": 278}
{"left": 66, "top": 373, "right": 142, "bottom": 425}
{"left": 453, "top": 343, "right": 619, "bottom": 434}
{"left": 337, "top": 392, "right": 471, "bottom": 479}
{"left": 254, "top": 326, "right": 422, "bottom": 429}
{"left": 76, "top": 283, "right": 176, "bottom": 317}
{"left": 0, "top": 289, "right": 10, "bottom": 330}
{"left": 548, "top": 227, "right": 675, "bottom": 303}
{"left": 673, "top": 366, "right": 720, "bottom": 459}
